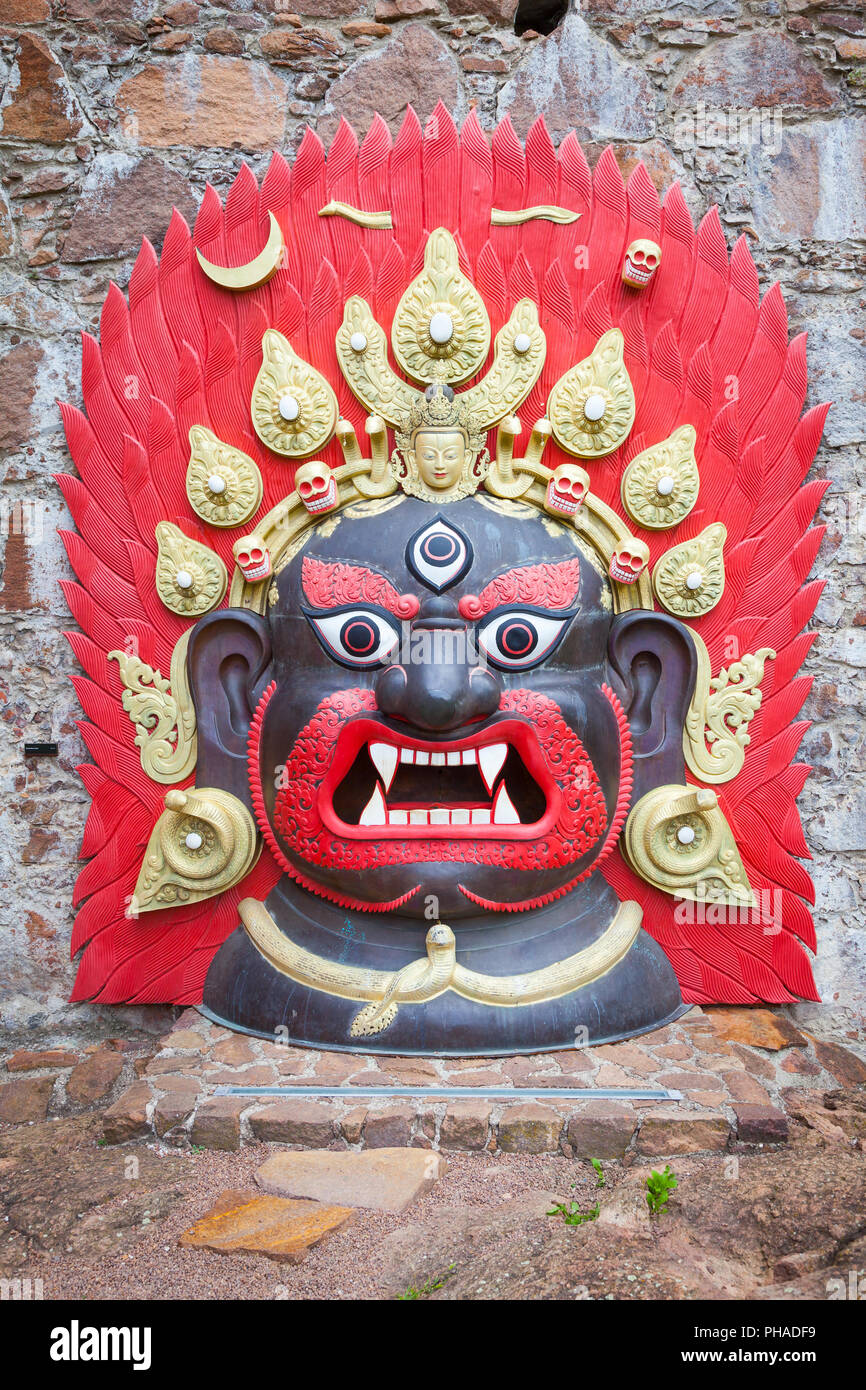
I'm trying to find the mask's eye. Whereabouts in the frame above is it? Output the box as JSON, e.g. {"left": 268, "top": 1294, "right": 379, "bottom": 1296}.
{"left": 305, "top": 607, "right": 400, "bottom": 669}
{"left": 477, "top": 608, "right": 573, "bottom": 670}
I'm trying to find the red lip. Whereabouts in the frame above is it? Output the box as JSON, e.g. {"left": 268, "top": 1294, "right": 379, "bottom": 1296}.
{"left": 317, "top": 717, "right": 562, "bottom": 840}
{"left": 265, "top": 687, "right": 610, "bottom": 877}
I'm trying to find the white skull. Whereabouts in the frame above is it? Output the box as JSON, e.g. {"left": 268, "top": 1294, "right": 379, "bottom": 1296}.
{"left": 622, "top": 239, "right": 661, "bottom": 289}
{"left": 609, "top": 538, "right": 650, "bottom": 585}
{"left": 546, "top": 463, "right": 589, "bottom": 518}
{"left": 233, "top": 533, "right": 271, "bottom": 583}
{"left": 296, "top": 459, "right": 337, "bottom": 515}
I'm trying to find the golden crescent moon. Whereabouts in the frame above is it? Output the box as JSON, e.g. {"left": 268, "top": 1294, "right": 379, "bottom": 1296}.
{"left": 195, "top": 211, "right": 284, "bottom": 292}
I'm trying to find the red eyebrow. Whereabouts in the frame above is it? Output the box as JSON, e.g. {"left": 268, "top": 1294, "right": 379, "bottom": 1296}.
{"left": 302, "top": 556, "right": 419, "bottom": 619}
{"left": 458, "top": 558, "right": 581, "bottom": 620}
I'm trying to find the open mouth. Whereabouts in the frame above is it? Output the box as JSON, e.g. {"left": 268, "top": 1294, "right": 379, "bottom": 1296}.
{"left": 317, "top": 717, "right": 559, "bottom": 839}
{"left": 624, "top": 261, "right": 654, "bottom": 285}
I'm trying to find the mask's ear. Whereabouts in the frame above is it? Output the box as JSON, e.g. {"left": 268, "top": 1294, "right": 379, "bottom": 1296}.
{"left": 186, "top": 609, "right": 273, "bottom": 810}
{"left": 608, "top": 610, "right": 697, "bottom": 803}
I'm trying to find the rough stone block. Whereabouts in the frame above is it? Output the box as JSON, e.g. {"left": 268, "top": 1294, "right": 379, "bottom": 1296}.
{"left": 440, "top": 1101, "right": 492, "bottom": 1151}
{"left": 101, "top": 1081, "right": 153, "bottom": 1144}
{"left": 256, "top": 1148, "right": 446, "bottom": 1212}
{"left": 190, "top": 1096, "right": 246, "bottom": 1151}
{"left": 0, "top": 1076, "right": 53, "bottom": 1124}
{"left": 178, "top": 1188, "right": 353, "bottom": 1263}
{"left": 248, "top": 1101, "right": 337, "bottom": 1148}
{"left": 566, "top": 1104, "right": 636, "bottom": 1159}
{"left": 363, "top": 1105, "right": 415, "bottom": 1148}
{"left": 735, "top": 1104, "right": 789, "bottom": 1145}
{"left": 66, "top": 1050, "right": 123, "bottom": 1105}
{"left": 636, "top": 1112, "right": 731, "bottom": 1156}
{"left": 497, "top": 1104, "right": 562, "bottom": 1153}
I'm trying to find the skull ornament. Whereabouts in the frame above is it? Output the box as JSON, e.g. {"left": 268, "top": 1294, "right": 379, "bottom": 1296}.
{"left": 295, "top": 459, "right": 338, "bottom": 515}
{"left": 233, "top": 533, "right": 271, "bottom": 583}
{"left": 622, "top": 240, "right": 661, "bottom": 289}
{"left": 545, "top": 462, "right": 590, "bottom": 519}
{"left": 609, "top": 537, "right": 650, "bottom": 584}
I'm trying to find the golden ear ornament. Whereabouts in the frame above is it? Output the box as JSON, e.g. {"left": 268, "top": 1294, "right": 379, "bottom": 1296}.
{"left": 652, "top": 521, "right": 727, "bottom": 618}
{"left": 131, "top": 787, "right": 258, "bottom": 914}
{"left": 684, "top": 637, "right": 776, "bottom": 784}
{"left": 186, "top": 426, "right": 263, "bottom": 528}
{"left": 108, "top": 631, "right": 197, "bottom": 785}
{"left": 621, "top": 424, "right": 699, "bottom": 530}
{"left": 391, "top": 227, "right": 491, "bottom": 386}
{"left": 548, "top": 329, "right": 635, "bottom": 459}
{"left": 251, "top": 329, "right": 338, "bottom": 459}
{"left": 154, "top": 521, "right": 228, "bottom": 616}
{"left": 623, "top": 784, "right": 755, "bottom": 908}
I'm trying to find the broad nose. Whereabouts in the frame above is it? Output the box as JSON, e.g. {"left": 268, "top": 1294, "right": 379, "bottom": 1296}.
{"left": 375, "top": 594, "right": 501, "bottom": 731}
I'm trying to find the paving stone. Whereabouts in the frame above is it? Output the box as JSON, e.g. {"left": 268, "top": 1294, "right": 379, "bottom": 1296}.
{"left": 210, "top": 1036, "right": 256, "bottom": 1065}
{"left": 152, "top": 1074, "right": 201, "bottom": 1095}
{"left": 636, "top": 1112, "right": 731, "bottom": 1156}
{"left": 153, "top": 1094, "right": 196, "bottom": 1137}
{"left": 722, "top": 1072, "right": 772, "bottom": 1105}
{"left": 545, "top": 1049, "right": 595, "bottom": 1074}
{"left": 653, "top": 1045, "right": 693, "bottom": 1061}
{"left": 146, "top": 1055, "right": 201, "bottom": 1075}
{"left": 159, "top": 1029, "right": 207, "bottom": 1051}
{"left": 66, "top": 1049, "right": 123, "bottom": 1105}
{"left": 203, "top": 1065, "right": 276, "bottom": 1086}
{"left": 313, "top": 1052, "right": 361, "bottom": 1082}
{"left": 6, "top": 1049, "right": 78, "bottom": 1072}
{"left": 248, "top": 1101, "right": 337, "bottom": 1147}
{"left": 781, "top": 1051, "right": 822, "bottom": 1076}
{"left": 735, "top": 1104, "right": 789, "bottom": 1145}
{"left": 256, "top": 1148, "right": 446, "bottom": 1213}
{"left": 809, "top": 1038, "right": 866, "bottom": 1087}
{"left": 566, "top": 1104, "right": 636, "bottom": 1159}
{"left": 339, "top": 1108, "right": 368, "bottom": 1145}
{"left": 592, "top": 1043, "right": 659, "bottom": 1077}
{"left": 189, "top": 1097, "right": 247, "bottom": 1151}
{"left": 731, "top": 1043, "right": 777, "bottom": 1080}
{"left": 178, "top": 1188, "right": 353, "bottom": 1263}
{"left": 363, "top": 1105, "right": 414, "bottom": 1148}
{"left": 101, "top": 1081, "right": 152, "bottom": 1144}
{"left": 0, "top": 1076, "right": 53, "bottom": 1123}
{"left": 705, "top": 1008, "right": 807, "bottom": 1051}
{"left": 497, "top": 1104, "right": 562, "bottom": 1154}
{"left": 441, "top": 1069, "right": 503, "bottom": 1087}
{"left": 656, "top": 1070, "right": 725, "bottom": 1092}
{"left": 440, "top": 1101, "right": 492, "bottom": 1151}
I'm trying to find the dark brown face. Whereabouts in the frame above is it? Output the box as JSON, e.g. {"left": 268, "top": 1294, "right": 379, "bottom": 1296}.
{"left": 248, "top": 496, "right": 630, "bottom": 917}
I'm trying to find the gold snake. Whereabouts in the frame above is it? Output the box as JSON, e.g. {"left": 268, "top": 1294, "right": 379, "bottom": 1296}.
{"left": 239, "top": 898, "right": 643, "bottom": 1037}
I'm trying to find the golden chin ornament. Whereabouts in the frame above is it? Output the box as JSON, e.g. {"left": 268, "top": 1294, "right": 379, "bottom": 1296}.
{"left": 392, "top": 382, "right": 490, "bottom": 503}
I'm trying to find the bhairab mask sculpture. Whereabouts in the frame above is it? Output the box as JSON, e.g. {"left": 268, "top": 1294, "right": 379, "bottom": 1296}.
{"left": 58, "top": 109, "right": 828, "bottom": 1053}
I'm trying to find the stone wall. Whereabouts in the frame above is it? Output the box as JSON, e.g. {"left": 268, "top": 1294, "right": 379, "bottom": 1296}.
{"left": 0, "top": 0, "right": 863, "bottom": 1044}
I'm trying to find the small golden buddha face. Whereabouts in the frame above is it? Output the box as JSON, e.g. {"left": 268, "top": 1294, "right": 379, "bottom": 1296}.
{"left": 410, "top": 428, "right": 467, "bottom": 492}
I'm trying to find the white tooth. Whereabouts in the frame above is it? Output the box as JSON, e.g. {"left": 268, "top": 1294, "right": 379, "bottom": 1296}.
{"left": 446, "top": 751, "right": 461, "bottom": 766}
{"left": 359, "top": 783, "right": 386, "bottom": 826}
{"left": 400, "top": 747, "right": 414, "bottom": 764}
{"left": 429, "top": 807, "right": 449, "bottom": 824}
{"left": 416, "top": 751, "right": 429, "bottom": 766}
{"left": 370, "top": 742, "right": 398, "bottom": 792}
{"left": 431, "top": 752, "right": 446, "bottom": 766}
{"left": 493, "top": 783, "right": 521, "bottom": 825}
{"left": 388, "top": 809, "right": 409, "bottom": 826}
{"left": 478, "top": 743, "right": 507, "bottom": 793}
{"left": 409, "top": 809, "right": 428, "bottom": 825}
{"left": 471, "top": 808, "right": 491, "bottom": 825}
{"left": 461, "top": 749, "right": 476, "bottom": 765}
{"left": 450, "top": 808, "right": 470, "bottom": 825}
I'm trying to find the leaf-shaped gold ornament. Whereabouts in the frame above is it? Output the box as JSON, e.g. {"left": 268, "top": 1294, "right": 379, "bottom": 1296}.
{"left": 186, "top": 426, "right": 263, "bottom": 528}
{"left": 548, "top": 329, "right": 635, "bottom": 458}
{"left": 391, "top": 228, "right": 491, "bottom": 386}
{"left": 154, "top": 521, "right": 227, "bottom": 616}
{"left": 251, "top": 329, "right": 338, "bottom": 458}
{"left": 652, "top": 522, "right": 726, "bottom": 618}
{"left": 621, "top": 424, "right": 699, "bottom": 530}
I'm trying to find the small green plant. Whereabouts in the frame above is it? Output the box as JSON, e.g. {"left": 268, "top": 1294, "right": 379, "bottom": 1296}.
{"left": 397, "top": 1264, "right": 456, "bottom": 1299}
{"left": 546, "top": 1199, "right": 600, "bottom": 1227}
{"left": 590, "top": 1157, "right": 605, "bottom": 1188}
{"left": 646, "top": 1164, "right": 678, "bottom": 1215}
{"left": 190, "top": 1144, "right": 205, "bottom": 1154}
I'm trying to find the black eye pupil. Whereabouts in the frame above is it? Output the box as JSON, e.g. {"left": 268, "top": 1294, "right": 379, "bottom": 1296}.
{"left": 498, "top": 619, "right": 537, "bottom": 658}
{"left": 341, "top": 618, "right": 377, "bottom": 655}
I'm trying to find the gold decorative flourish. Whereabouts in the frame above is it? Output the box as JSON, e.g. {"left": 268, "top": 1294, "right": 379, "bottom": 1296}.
{"left": 250, "top": 329, "right": 338, "bottom": 459}
{"left": 460, "top": 298, "right": 546, "bottom": 430}
{"left": 186, "top": 425, "right": 263, "bottom": 528}
{"left": 239, "top": 897, "right": 642, "bottom": 1036}
{"left": 154, "top": 521, "right": 227, "bottom": 616}
{"left": 108, "top": 631, "right": 197, "bottom": 784}
{"left": 391, "top": 227, "right": 491, "bottom": 386}
{"left": 652, "top": 521, "right": 726, "bottom": 618}
{"left": 195, "top": 211, "right": 284, "bottom": 292}
{"left": 318, "top": 201, "right": 392, "bottom": 229}
{"left": 548, "top": 329, "right": 635, "bottom": 458}
{"left": 132, "top": 787, "right": 258, "bottom": 914}
{"left": 491, "top": 206, "right": 581, "bottom": 225}
{"left": 684, "top": 636, "right": 775, "bottom": 784}
{"left": 336, "top": 296, "right": 422, "bottom": 424}
{"left": 624, "top": 784, "right": 754, "bottom": 907}
{"left": 621, "top": 424, "right": 699, "bottom": 530}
